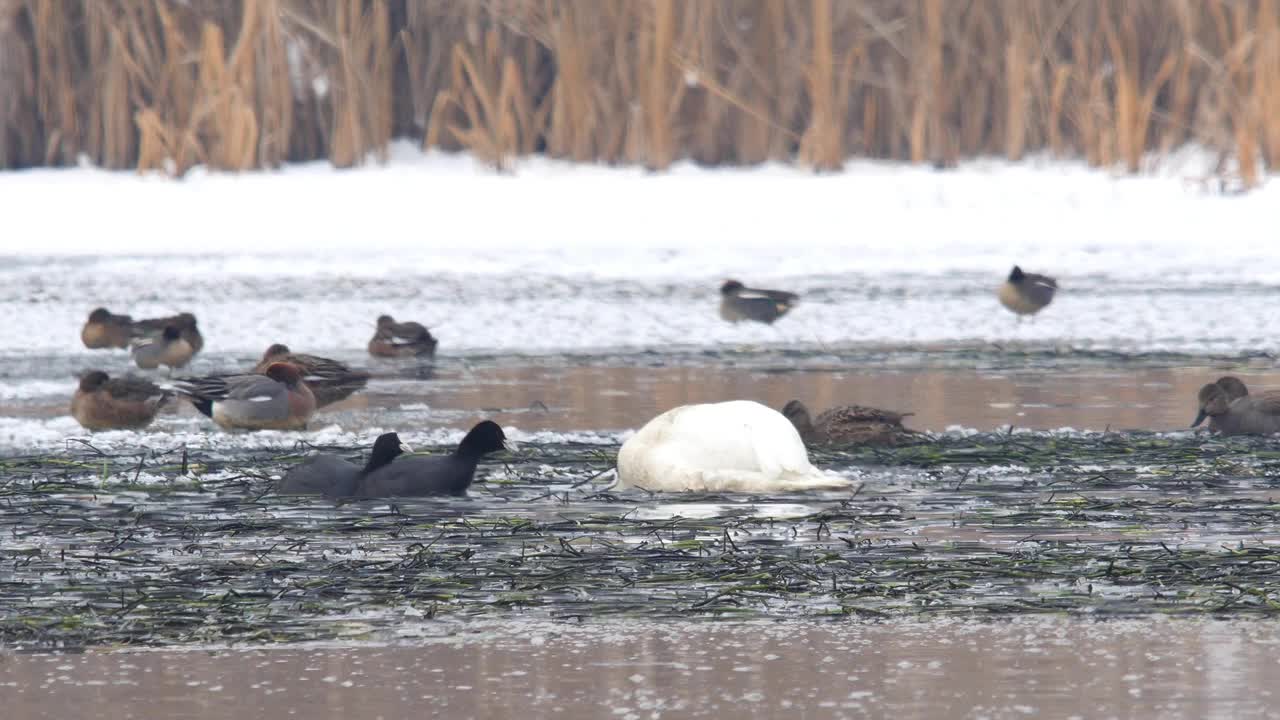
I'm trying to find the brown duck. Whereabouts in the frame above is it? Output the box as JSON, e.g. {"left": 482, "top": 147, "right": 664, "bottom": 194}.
{"left": 997, "top": 266, "right": 1057, "bottom": 318}
{"left": 1192, "top": 376, "right": 1280, "bottom": 436}
{"left": 782, "top": 399, "right": 919, "bottom": 446}
{"left": 71, "top": 371, "right": 172, "bottom": 430}
{"left": 255, "top": 343, "right": 370, "bottom": 408}
{"left": 81, "top": 308, "right": 134, "bottom": 349}
{"left": 368, "top": 315, "right": 437, "bottom": 357}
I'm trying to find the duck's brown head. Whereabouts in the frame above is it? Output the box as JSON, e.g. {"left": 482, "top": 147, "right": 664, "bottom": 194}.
{"left": 79, "top": 370, "right": 110, "bottom": 392}
{"left": 1193, "top": 383, "right": 1231, "bottom": 427}
{"left": 87, "top": 308, "right": 113, "bottom": 323}
{"left": 264, "top": 362, "right": 305, "bottom": 387}
{"left": 781, "top": 399, "right": 815, "bottom": 436}
{"left": 376, "top": 315, "right": 396, "bottom": 328}
{"left": 262, "top": 343, "right": 291, "bottom": 362}
{"left": 175, "top": 313, "right": 198, "bottom": 329}
{"left": 720, "top": 280, "right": 745, "bottom": 295}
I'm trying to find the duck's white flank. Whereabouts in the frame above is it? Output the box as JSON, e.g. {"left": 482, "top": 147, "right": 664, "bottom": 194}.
{"left": 617, "top": 400, "right": 853, "bottom": 493}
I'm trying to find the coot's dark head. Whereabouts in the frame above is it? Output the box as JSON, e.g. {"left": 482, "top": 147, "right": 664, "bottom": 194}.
{"left": 264, "top": 362, "right": 305, "bottom": 387}
{"left": 263, "top": 343, "right": 291, "bottom": 361}
{"left": 456, "top": 420, "right": 512, "bottom": 458}
{"left": 720, "top": 279, "right": 745, "bottom": 295}
{"left": 1008, "top": 266, "right": 1025, "bottom": 283}
{"left": 79, "top": 370, "right": 110, "bottom": 392}
{"left": 162, "top": 325, "right": 182, "bottom": 342}
{"left": 88, "top": 308, "right": 112, "bottom": 323}
{"left": 366, "top": 431, "right": 413, "bottom": 472}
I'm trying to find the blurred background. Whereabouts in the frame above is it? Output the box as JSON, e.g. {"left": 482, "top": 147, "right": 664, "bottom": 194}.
{"left": 2, "top": 0, "right": 1277, "bottom": 183}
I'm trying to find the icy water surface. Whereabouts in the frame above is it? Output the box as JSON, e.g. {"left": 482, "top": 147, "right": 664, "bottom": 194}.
{"left": 4, "top": 250, "right": 1280, "bottom": 718}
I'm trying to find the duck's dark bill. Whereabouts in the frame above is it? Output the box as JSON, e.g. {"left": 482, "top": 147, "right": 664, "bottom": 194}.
{"left": 1191, "top": 409, "right": 1207, "bottom": 428}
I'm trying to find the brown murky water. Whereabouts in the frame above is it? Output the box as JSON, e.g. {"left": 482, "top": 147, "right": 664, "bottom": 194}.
{"left": 6, "top": 618, "right": 1279, "bottom": 720}
{"left": 362, "top": 363, "right": 1280, "bottom": 434}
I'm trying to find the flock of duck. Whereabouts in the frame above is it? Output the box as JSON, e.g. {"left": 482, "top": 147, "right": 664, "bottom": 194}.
{"left": 67, "top": 266, "right": 1266, "bottom": 496}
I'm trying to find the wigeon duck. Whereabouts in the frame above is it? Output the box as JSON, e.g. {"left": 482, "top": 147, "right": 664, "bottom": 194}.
{"left": 81, "top": 308, "right": 134, "bottom": 349}
{"left": 1192, "top": 377, "right": 1280, "bottom": 435}
{"left": 719, "top": 280, "right": 799, "bottom": 324}
{"left": 276, "top": 432, "right": 412, "bottom": 497}
{"left": 354, "top": 421, "right": 513, "bottom": 497}
{"left": 70, "top": 370, "right": 172, "bottom": 430}
{"left": 782, "top": 399, "right": 920, "bottom": 447}
{"left": 175, "top": 362, "right": 316, "bottom": 431}
{"left": 367, "top": 314, "right": 437, "bottom": 357}
{"left": 254, "top": 343, "right": 370, "bottom": 408}
{"left": 997, "top": 266, "right": 1057, "bottom": 318}
{"left": 130, "top": 326, "right": 196, "bottom": 370}
{"left": 132, "top": 312, "right": 203, "bottom": 354}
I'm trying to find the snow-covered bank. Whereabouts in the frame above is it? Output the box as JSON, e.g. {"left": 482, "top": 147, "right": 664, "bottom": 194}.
{"left": 1, "top": 141, "right": 1272, "bottom": 279}
{"left": 0, "top": 144, "right": 1274, "bottom": 357}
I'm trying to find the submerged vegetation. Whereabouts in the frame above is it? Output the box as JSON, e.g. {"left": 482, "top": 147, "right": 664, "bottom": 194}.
{"left": 4, "top": 431, "right": 1280, "bottom": 648}
{"left": 2, "top": 1, "right": 1279, "bottom": 184}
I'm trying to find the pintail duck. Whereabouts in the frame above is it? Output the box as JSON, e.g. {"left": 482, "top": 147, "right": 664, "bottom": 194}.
{"left": 1192, "top": 376, "right": 1280, "bottom": 436}
{"left": 719, "top": 280, "right": 799, "bottom": 324}
{"left": 81, "top": 308, "right": 134, "bottom": 349}
{"left": 70, "top": 370, "right": 172, "bottom": 430}
{"left": 368, "top": 315, "right": 437, "bottom": 357}
{"left": 782, "top": 399, "right": 919, "bottom": 447}
{"left": 175, "top": 362, "right": 316, "bottom": 431}
{"left": 131, "top": 326, "right": 196, "bottom": 370}
{"left": 255, "top": 344, "right": 370, "bottom": 408}
{"left": 355, "top": 421, "right": 513, "bottom": 497}
{"left": 276, "top": 432, "right": 412, "bottom": 497}
{"left": 997, "top": 266, "right": 1057, "bottom": 318}
{"left": 132, "top": 312, "right": 203, "bottom": 354}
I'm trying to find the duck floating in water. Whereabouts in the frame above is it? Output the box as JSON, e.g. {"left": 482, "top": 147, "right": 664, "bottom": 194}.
{"left": 71, "top": 370, "right": 171, "bottom": 430}
{"left": 782, "top": 399, "right": 919, "bottom": 447}
{"left": 131, "top": 312, "right": 203, "bottom": 354}
{"left": 617, "top": 400, "right": 852, "bottom": 493}
{"left": 997, "top": 265, "right": 1057, "bottom": 319}
{"left": 255, "top": 343, "right": 370, "bottom": 408}
{"left": 719, "top": 280, "right": 798, "bottom": 324}
{"left": 1192, "top": 376, "right": 1280, "bottom": 436}
{"left": 355, "top": 421, "right": 513, "bottom": 497}
{"left": 175, "top": 363, "right": 316, "bottom": 431}
{"left": 368, "top": 315, "right": 438, "bottom": 357}
{"left": 276, "top": 432, "right": 412, "bottom": 497}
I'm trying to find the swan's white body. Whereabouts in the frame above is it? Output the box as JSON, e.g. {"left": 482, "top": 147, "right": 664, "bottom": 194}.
{"left": 617, "top": 401, "right": 853, "bottom": 493}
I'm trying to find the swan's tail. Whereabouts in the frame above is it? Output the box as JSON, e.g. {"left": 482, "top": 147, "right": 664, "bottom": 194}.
{"left": 695, "top": 470, "right": 854, "bottom": 493}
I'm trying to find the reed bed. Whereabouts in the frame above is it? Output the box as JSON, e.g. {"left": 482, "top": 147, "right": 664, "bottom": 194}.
{"left": 4, "top": 431, "right": 1280, "bottom": 648}
{"left": 1, "top": 0, "right": 1278, "bottom": 183}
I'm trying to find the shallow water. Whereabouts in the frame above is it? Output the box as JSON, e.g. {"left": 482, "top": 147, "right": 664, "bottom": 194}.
{"left": 7, "top": 618, "right": 1280, "bottom": 720}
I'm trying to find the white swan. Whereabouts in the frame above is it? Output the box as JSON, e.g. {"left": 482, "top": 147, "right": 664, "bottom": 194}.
{"left": 617, "top": 400, "right": 854, "bottom": 493}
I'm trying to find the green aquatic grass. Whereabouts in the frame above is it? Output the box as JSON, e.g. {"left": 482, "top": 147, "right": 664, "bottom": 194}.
{"left": 2, "top": 432, "right": 1280, "bottom": 648}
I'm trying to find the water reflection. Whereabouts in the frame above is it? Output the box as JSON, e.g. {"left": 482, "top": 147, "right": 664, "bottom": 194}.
{"left": 5, "top": 618, "right": 1277, "bottom": 719}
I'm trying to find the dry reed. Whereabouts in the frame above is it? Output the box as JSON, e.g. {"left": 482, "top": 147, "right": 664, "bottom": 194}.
{"left": 1, "top": 0, "right": 1277, "bottom": 186}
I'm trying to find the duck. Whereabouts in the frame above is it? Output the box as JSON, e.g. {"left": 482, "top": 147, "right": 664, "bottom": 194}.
{"left": 354, "top": 421, "right": 513, "bottom": 497}
{"left": 70, "top": 370, "right": 171, "bottom": 430}
{"left": 130, "top": 325, "right": 196, "bottom": 370}
{"left": 719, "top": 280, "right": 799, "bottom": 324}
{"left": 997, "top": 265, "right": 1057, "bottom": 318}
{"left": 1192, "top": 377, "right": 1280, "bottom": 436}
{"left": 276, "top": 432, "right": 412, "bottom": 497}
{"left": 254, "top": 343, "right": 370, "bottom": 408}
{"left": 81, "top": 308, "right": 134, "bottom": 349}
{"left": 132, "top": 312, "right": 204, "bottom": 354}
{"left": 174, "top": 362, "right": 316, "bottom": 431}
{"left": 616, "top": 400, "right": 853, "bottom": 493}
{"left": 782, "top": 399, "right": 919, "bottom": 447}
{"left": 368, "top": 314, "right": 438, "bottom": 357}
